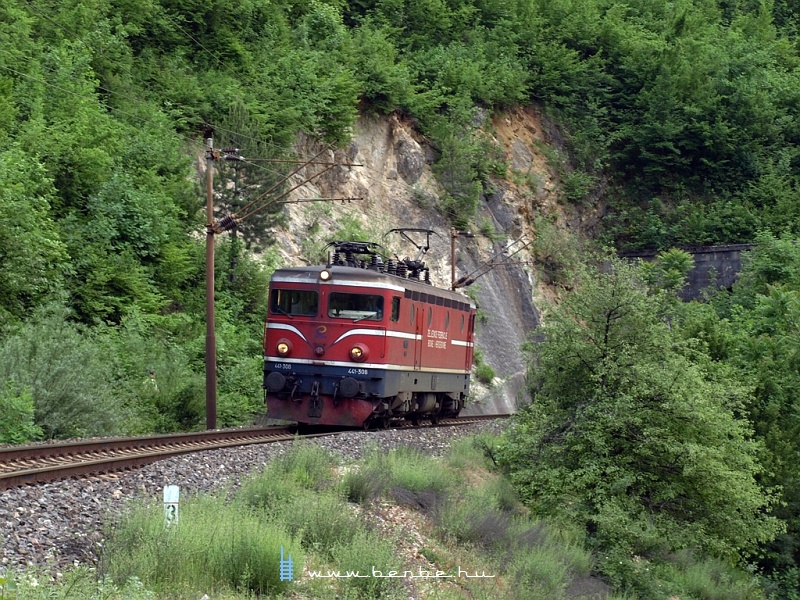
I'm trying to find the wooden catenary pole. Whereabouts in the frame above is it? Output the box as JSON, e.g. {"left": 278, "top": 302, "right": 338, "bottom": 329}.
{"left": 205, "top": 137, "right": 217, "bottom": 430}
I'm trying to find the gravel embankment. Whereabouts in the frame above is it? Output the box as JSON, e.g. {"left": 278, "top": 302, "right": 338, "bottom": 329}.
{"left": 0, "top": 421, "right": 504, "bottom": 573}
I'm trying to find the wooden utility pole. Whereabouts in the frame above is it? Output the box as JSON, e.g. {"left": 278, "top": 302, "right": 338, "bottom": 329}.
{"left": 202, "top": 142, "right": 362, "bottom": 430}
{"left": 450, "top": 228, "right": 474, "bottom": 290}
{"left": 205, "top": 137, "right": 217, "bottom": 430}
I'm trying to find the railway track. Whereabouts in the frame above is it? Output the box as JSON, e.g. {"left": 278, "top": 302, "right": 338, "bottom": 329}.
{"left": 0, "top": 414, "right": 506, "bottom": 490}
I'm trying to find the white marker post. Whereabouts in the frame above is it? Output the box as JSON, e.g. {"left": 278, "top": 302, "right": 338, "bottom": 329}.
{"left": 163, "top": 485, "right": 180, "bottom": 527}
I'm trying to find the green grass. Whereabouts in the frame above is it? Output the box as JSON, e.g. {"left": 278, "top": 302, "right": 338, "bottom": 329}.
{"left": 101, "top": 495, "right": 302, "bottom": 597}
{"left": 263, "top": 441, "right": 337, "bottom": 489}
{"left": 445, "top": 434, "right": 499, "bottom": 471}
{"left": 5, "top": 436, "right": 771, "bottom": 600}
{"left": 236, "top": 443, "right": 334, "bottom": 513}
{"left": 274, "top": 490, "right": 362, "bottom": 558}
{"left": 507, "top": 546, "right": 570, "bottom": 600}
{"left": 363, "top": 445, "right": 459, "bottom": 494}
{"left": 342, "top": 465, "right": 385, "bottom": 503}
{"left": 0, "top": 568, "right": 158, "bottom": 600}
{"left": 328, "top": 529, "right": 404, "bottom": 598}
{"left": 657, "top": 555, "right": 765, "bottom": 600}
{"left": 342, "top": 445, "right": 460, "bottom": 509}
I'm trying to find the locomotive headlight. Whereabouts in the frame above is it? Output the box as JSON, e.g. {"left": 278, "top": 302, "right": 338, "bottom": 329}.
{"left": 319, "top": 269, "right": 331, "bottom": 281}
{"left": 276, "top": 339, "right": 292, "bottom": 356}
{"left": 349, "top": 343, "right": 369, "bottom": 362}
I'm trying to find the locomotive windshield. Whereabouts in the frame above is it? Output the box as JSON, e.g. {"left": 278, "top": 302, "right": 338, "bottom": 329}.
{"left": 270, "top": 289, "right": 319, "bottom": 317}
{"left": 328, "top": 292, "right": 384, "bottom": 321}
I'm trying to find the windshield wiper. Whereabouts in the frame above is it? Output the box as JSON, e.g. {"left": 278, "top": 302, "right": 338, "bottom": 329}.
{"left": 353, "top": 312, "right": 378, "bottom": 323}
{"left": 272, "top": 306, "right": 294, "bottom": 319}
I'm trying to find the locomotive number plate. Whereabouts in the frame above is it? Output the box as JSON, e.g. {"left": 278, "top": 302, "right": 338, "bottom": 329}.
{"left": 274, "top": 363, "right": 292, "bottom": 370}
{"left": 347, "top": 368, "right": 368, "bottom": 375}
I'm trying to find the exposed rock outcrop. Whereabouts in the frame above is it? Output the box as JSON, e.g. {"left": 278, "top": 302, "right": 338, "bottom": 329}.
{"left": 261, "top": 108, "right": 567, "bottom": 414}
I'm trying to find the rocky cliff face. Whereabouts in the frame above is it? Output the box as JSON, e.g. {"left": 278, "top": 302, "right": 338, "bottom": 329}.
{"left": 265, "top": 108, "right": 569, "bottom": 414}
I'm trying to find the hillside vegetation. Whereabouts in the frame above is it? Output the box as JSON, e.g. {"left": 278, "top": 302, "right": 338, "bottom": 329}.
{"left": 2, "top": 0, "right": 800, "bottom": 598}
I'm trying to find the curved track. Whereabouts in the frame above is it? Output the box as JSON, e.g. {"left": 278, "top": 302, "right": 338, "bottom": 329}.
{"left": 0, "top": 415, "right": 507, "bottom": 490}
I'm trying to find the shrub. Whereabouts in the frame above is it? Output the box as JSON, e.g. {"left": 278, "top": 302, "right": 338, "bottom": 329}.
{"left": 445, "top": 434, "right": 499, "bottom": 471}
{"left": 667, "top": 557, "right": 764, "bottom": 600}
{"left": 506, "top": 546, "right": 570, "bottom": 600}
{"left": 499, "top": 257, "right": 782, "bottom": 562}
{"left": 0, "top": 382, "right": 43, "bottom": 444}
{"left": 434, "top": 486, "right": 501, "bottom": 547}
{"left": 239, "top": 444, "right": 357, "bottom": 557}
{"left": 475, "top": 363, "right": 496, "bottom": 385}
{"left": 272, "top": 491, "right": 361, "bottom": 557}
{"left": 472, "top": 346, "right": 496, "bottom": 385}
{"left": 240, "top": 471, "right": 304, "bottom": 512}
{"left": 342, "top": 467, "right": 385, "bottom": 503}
{"left": 0, "top": 307, "right": 123, "bottom": 438}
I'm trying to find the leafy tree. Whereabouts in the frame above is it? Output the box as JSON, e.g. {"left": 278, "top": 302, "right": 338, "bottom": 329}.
{"left": 213, "top": 101, "right": 289, "bottom": 258}
{"left": 640, "top": 247, "right": 694, "bottom": 295}
{"left": 0, "top": 148, "right": 67, "bottom": 325}
{"left": 350, "top": 22, "right": 413, "bottom": 113}
{"left": 727, "top": 232, "right": 800, "bottom": 309}
{"left": 699, "top": 234, "right": 800, "bottom": 590}
{"left": 499, "top": 257, "right": 781, "bottom": 571}
{"left": 428, "top": 106, "right": 485, "bottom": 229}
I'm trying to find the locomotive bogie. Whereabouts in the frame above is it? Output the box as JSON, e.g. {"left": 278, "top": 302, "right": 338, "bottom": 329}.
{"left": 263, "top": 359, "right": 469, "bottom": 426}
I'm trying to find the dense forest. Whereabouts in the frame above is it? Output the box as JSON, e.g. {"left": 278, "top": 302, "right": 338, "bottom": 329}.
{"left": 2, "top": 0, "right": 800, "bottom": 597}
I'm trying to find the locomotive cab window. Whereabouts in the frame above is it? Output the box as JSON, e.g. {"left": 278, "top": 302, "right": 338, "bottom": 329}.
{"left": 391, "top": 297, "right": 400, "bottom": 322}
{"left": 329, "top": 292, "right": 384, "bottom": 321}
{"left": 270, "top": 289, "right": 318, "bottom": 317}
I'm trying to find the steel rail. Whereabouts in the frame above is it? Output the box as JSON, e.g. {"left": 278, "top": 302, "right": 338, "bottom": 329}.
{"left": 0, "top": 429, "right": 330, "bottom": 490}
{"left": 0, "top": 414, "right": 509, "bottom": 490}
{"left": 0, "top": 426, "right": 294, "bottom": 462}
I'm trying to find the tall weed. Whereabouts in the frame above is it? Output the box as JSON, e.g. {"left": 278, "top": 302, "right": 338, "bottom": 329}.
{"left": 363, "top": 446, "right": 458, "bottom": 495}
{"left": 329, "top": 530, "right": 403, "bottom": 599}
{"left": 102, "top": 495, "right": 301, "bottom": 596}
{"left": 269, "top": 443, "right": 338, "bottom": 488}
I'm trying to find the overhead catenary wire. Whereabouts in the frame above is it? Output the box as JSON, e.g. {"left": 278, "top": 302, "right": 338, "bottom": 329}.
{"left": 229, "top": 147, "right": 330, "bottom": 218}
{"left": 453, "top": 235, "right": 535, "bottom": 289}
{"left": 11, "top": 3, "right": 514, "bottom": 259}
{"left": 1, "top": 53, "right": 506, "bottom": 264}
{"left": 0, "top": 53, "right": 366, "bottom": 232}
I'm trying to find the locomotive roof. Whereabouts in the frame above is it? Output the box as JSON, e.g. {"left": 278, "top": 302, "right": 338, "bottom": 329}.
{"left": 270, "top": 265, "right": 476, "bottom": 308}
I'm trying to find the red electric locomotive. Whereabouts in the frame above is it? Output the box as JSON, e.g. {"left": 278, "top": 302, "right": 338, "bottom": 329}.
{"left": 263, "top": 236, "right": 476, "bottom": 428}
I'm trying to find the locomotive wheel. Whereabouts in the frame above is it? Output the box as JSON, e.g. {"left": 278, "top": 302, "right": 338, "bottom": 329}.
{"left": 430, "top": 414, "right": 439, "bottom": 425}
{"left": 410, "top": 417, "right": 420, "bottom": 427}
{"left": 380, "top": 415, "right": 391, "bottom": 429}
